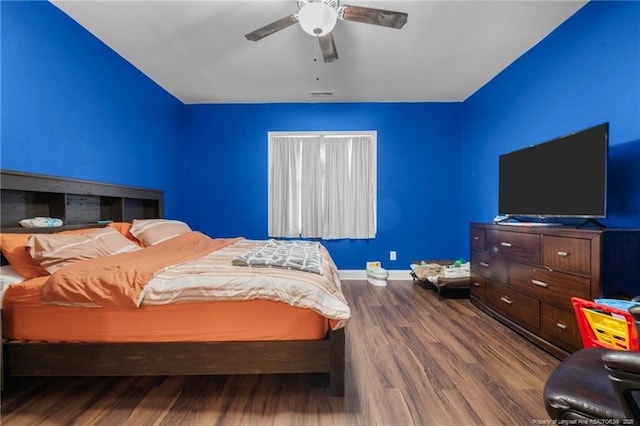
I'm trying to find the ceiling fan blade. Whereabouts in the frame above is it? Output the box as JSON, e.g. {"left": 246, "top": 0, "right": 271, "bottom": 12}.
{"left": 245, "top": 14, "right": 299, "bottom": 41}
{"left": 318, "top": 33, "right": 338, "bottom": 63}
{"left": 338, "top": 5, "right": 407, "bottom": 29}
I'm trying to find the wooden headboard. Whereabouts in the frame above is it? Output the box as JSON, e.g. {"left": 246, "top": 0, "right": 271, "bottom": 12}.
{"left": 0, "top": 169, "right": 164, "bottom": 233}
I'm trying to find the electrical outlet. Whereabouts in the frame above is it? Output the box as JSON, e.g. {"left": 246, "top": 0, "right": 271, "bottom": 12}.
{"left": 390, "top": 251, "right": 397, "bottom": 261}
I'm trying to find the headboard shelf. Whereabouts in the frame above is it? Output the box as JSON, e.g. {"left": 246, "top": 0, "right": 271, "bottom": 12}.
{"left": 1, "top": 170, "right": 164, "bottom": 232}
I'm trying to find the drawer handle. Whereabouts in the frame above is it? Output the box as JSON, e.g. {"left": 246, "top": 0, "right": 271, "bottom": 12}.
{"left": 500, "top": 296, "right": 513, "bottom": 305}
{"left": 500, "top": 242, "right": 513, "bottom": 248}
{"left": 556, "top": 322, "right": 568, "bottom": 330}
{"left": 473, "top": 236, "right": 479, "bottom": 240}
{"left": 531, "top": 279, "right": 549, "bottom": 288}
{"left": 557, "top": 251, "right": 570, "bottom": 257}
{"left": 480, "top": 262, "right": 490, "bottom": 267}
{"left": 473, "top": 282, "right": 481, "bottom": 287}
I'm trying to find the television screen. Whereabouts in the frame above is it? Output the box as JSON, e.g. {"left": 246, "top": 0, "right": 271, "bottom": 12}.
{"left": 498, "top": 123, "right": 608, "bottom": 218}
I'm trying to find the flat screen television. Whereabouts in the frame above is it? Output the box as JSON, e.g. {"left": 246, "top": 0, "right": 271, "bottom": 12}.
{"left": 498, "top": 123, "right": 609, "bottom": 219}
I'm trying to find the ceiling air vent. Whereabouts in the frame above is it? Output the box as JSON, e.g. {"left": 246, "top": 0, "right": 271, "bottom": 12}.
{"left": 309, "top": 90, "right": 335, "bottom": 98}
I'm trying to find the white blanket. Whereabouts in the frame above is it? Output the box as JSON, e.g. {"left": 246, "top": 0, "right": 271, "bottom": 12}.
{"left": 142, "top": 239, "right": 350, "bottom": 329}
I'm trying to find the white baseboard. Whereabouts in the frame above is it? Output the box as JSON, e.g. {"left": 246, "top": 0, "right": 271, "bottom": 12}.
{"left": 338, "top": 270, "right": 411, "bottom": 280}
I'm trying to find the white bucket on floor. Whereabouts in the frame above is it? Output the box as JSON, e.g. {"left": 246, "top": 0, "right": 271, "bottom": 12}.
{"left": 367, "top": 266, "right": 389, "bottom": 287}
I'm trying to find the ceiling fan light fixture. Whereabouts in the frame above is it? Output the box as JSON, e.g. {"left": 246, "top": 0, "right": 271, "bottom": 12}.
{"left": 298, "top": 2, "right": 337, "bottom": 37}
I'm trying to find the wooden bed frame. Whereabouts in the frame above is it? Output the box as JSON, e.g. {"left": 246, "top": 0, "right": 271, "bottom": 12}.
{"left": 0, "top": 170, "right": 346, "bottom": 396}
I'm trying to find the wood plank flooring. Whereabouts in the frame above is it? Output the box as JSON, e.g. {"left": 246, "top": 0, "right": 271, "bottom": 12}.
{"left": 0, "top": 279, "right": 560, "bottom": 425}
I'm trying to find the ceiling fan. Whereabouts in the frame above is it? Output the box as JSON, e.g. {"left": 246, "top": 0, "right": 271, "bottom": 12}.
{"left": 244, "top": 0, "right": 408, "bottom": 63}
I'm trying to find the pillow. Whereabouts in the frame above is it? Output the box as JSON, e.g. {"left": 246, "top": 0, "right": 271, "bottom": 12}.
{"left": 107, "top": 222, "right": 141, "bottom": 245}
{"left": 0, "top": 233, "right": 49, "bottom": 279}
{"left": 130, "top": 219, "right": 192, "bottom": 247}
{"left": 0, "top": 265, "right": 25, "bottom": 305}
{"left": 27, "top": 227, "right": 141, "bottom": 274}
{"left": 0, "top": 227, "right": 123, "bottom": 279}
{"left": 0, "top": 265, "right": 25, "bottom": 286}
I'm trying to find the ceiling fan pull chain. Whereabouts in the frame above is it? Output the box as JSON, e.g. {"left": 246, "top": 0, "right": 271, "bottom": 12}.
{"left": 314, "top": 37, "right": 320, "bottom": 82}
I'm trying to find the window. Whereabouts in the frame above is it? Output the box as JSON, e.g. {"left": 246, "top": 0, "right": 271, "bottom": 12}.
{"left": 268, "top": 131, "right": 377, "bottom": 240}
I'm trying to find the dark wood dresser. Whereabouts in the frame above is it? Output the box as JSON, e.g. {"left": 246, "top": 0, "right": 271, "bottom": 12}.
{"left": 469, "top": 223, "right": 640, "bottom": 359}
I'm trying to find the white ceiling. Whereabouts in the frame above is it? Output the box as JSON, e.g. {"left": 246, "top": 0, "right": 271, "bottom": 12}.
{"left": 51, "top": 0, "right": 587, "bottom": 104}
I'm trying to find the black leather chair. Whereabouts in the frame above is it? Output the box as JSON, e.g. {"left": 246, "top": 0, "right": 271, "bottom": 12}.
{"left": 544, "top": 305, "right": 640, "bottom": 422}
{"left": 604, "top": 349, "right": 640, "bottom": 420}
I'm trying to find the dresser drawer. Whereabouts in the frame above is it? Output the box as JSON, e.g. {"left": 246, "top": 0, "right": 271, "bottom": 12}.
{"left": 508, "top": 262, "right": 591, "bottom": 310}
{"left": 470, "top": 227, "right": 485, "bottom": 251}
{"left": 471, "top": 250, "right": 507, "bottom": 283}
{"left": 486, "top": 280, "right": 540, "bottom": 331}
{"left": 543, "top": 236, "right": 591, "bottom": 275}
{"left": 540, "top": 303, "right": 583, "bottom": 352}
{"left": 487, "top": 230, "right": 541, "bottom": 264}
{"left": 470, "top": 273, "right": 486, "bottom": 301}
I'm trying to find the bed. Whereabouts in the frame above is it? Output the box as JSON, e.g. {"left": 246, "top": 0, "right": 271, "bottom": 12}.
{"left": 0, "top": 170, "right": 348, "bottom": 396}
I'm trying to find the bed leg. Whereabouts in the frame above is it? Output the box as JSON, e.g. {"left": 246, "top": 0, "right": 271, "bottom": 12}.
{"left": 1, "top": 342, "right": 4, "bottom": 391}
{"left": 329, "top": 328, "right": 345, "bottom": 397}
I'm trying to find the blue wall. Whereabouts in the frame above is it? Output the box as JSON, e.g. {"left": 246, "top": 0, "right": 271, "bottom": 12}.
{"left": 2, "top": 1, "right": 639, "bottom": 269}
{"left": 461, "top": 0, "right": 640, "bottom": 232}
{"left": 1, "top": 1, "right": 185, "bottom": 219}
{"left": 182, "top": 103, "right": 464, "bottom": 269}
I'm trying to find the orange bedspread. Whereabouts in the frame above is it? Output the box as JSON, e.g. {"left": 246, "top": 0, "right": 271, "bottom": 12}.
{"left": 41, "top": 232, "right": 240, "bottom": 308}
{"left": 3, "top": 276, "right": 329, "bottom": 342}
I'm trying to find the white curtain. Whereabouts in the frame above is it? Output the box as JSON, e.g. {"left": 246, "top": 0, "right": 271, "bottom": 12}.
{"left": 300, "top": 137, "right": 323, "bottom": 238}
{"left": 269, "top": 133, "right": 376, "bottom": 239}
{"left": 348, "top": 136, "right": 376, "bottom": 238}
{"left": 268, "top": 136, "right": 309, "bottom": 238}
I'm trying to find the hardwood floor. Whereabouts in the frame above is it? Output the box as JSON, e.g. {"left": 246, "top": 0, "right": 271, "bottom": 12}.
{"left": 0, "top": 279, "right": 560, "bottom": 425}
